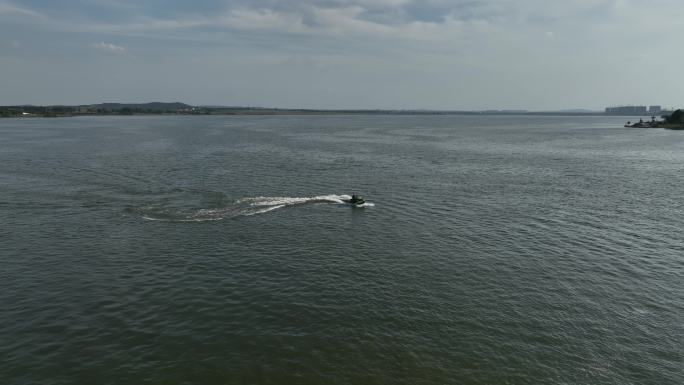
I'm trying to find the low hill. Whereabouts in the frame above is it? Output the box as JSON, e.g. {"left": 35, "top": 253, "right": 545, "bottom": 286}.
{"left": 83, "top": 102, "right": 192, "bottom": 111}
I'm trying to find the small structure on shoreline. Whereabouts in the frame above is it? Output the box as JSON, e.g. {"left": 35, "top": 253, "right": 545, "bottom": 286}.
{"left": 624, "top": 116, "right": 659, "bottom": 128}
{"left": 624, "top": 109, "right": 684, "bottom": 129}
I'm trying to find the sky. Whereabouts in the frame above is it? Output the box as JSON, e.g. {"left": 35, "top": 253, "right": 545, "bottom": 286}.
{"left": 0, "top": 0, "right": 682, "bottom": 110}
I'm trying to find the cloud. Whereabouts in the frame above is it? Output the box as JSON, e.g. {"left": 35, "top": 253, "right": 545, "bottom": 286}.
{"left": 91, "top": 41, "right": 127, "bottom": 54}
{"left": 0, "top": 1, "right": 45, "bottom": 18}
{"left": 5, "top": 2, "right": 684, "bottom": 65}
{"left": 220, "top": 8, "right": 307, "bottom": 33}
{"left": 2, "top": 0, "right": 681, "bottom": 59}
{"left": 0, "top": 0, "right": 670, "bottom": 44}
{"left": 2, "top": 0, "right": 684, "bottom": 109}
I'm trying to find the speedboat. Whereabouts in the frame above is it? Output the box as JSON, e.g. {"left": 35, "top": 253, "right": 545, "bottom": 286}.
{"left": 346, "top": 194, "right": 365, "bottom": 206}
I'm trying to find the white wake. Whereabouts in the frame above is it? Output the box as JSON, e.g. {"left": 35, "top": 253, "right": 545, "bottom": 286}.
{"left": 133, "top": 193, "right": 372, "bottom": 222}
{"left": 238, "top": 194, "right": 349, "bottom": 207}
{"left": 237, "top": 194, "right": 374, "bottom": 215}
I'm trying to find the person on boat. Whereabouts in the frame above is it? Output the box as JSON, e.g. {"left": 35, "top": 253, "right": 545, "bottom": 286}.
{"left": 350, "top": 194, "right": 364, "bottom": 204}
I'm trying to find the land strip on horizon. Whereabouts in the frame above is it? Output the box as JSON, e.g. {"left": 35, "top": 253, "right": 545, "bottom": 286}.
{"left": 0, "top": 102, "right": 678, "bottom": 118}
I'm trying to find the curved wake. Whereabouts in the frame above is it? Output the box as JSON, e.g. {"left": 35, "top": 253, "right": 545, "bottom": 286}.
{"left": 129, "top": 193, "right": 372, "bottom": 222}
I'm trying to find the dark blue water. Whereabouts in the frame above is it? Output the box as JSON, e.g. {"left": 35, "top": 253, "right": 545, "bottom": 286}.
{"left": 1, "top": 115, "right": 682, "bottom": 384}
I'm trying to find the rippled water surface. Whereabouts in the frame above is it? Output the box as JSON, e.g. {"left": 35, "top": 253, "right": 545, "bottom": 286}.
{"left": 1, "top": 115, "right": 682, "bottom": 384}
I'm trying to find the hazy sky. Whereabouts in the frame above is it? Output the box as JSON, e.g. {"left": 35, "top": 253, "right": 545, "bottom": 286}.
{"left": 1, "top": 0, "right": 682, "bottom": 109}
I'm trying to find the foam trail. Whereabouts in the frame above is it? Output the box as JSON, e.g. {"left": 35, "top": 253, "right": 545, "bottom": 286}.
{"left": 237, "top": 194, "right": 364, "bottom": 216}
{"left": 242, "top": 205, "right": 286, "bottom": 216}
{"left": 141, "top": 215, "right": 224, "bottom": 222}
{"left": 238, "top": 194, "right": 348, "bottom": 207}
{"left": 134, "top": 193, "right": 371, "bottom": 221}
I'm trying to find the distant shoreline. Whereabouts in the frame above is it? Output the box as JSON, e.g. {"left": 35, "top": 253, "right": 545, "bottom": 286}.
{"left": 1, "top": 111, "right": 614, "bottom": 118}
{"left": 0, "top": 102, "right": 676, "bottom": 118}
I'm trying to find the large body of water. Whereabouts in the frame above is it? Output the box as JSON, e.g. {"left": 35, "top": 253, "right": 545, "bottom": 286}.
{"left": 1, "top": 115, "right": 681, "bottom": 384}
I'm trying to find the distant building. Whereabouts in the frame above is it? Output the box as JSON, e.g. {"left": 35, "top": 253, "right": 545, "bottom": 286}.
{"left": 649, "top": 105, "right": 661, "bottom": 115}
{"left": 605, "top": 106, "right": 648, "bottom": 115}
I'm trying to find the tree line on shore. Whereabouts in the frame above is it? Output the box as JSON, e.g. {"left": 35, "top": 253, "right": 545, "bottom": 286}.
{"left": 0, "top": 102, "right": 204, "bottom": 117}
{"left": 2, "top": 103, "right": 683, "bottom": 120}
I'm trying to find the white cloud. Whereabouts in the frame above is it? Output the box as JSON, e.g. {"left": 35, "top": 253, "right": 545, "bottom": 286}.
{"left": 6, "top": 0, "right": 677, "bottom": 48}
{"left": 311, "top": 6, "right": 394, "bottom": 36}
{"left": 91, "top": 42, "right": 127, "bottom": 54}
{"left": 220, "top": 8, "right": 307, "bottom": 33}
{"left": 0, "top": 2, "right": 44, "bottom": 18}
